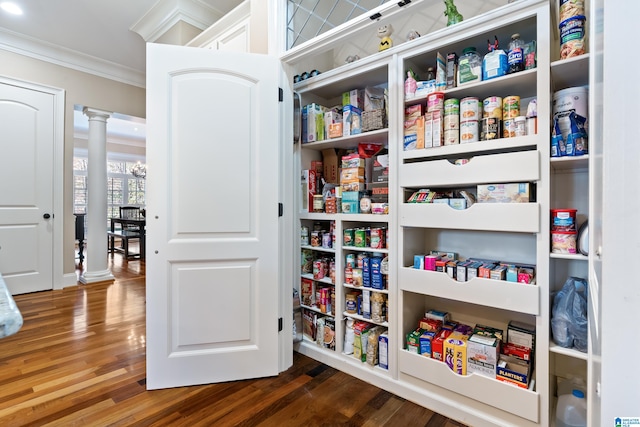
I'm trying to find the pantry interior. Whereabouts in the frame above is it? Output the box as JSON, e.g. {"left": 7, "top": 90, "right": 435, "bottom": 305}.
{"left": 281, "top": 0, "right": 630, "bottom": 425}
{"left": 146, "top": 0, "right": 638, "bottom": 425}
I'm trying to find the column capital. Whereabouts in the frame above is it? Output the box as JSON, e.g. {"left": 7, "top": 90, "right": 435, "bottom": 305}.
{"left": 82, "top": 107, "right": 112, "bottom": 121}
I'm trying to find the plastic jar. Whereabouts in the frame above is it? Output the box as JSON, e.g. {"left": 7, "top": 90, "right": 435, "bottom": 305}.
{"left": 457, "top": 47, "right": 482, "bottom": 86}
{"left": 556, "top": 389, "right": 587, "bottom": 427}
{"left": 507, "top": 33, "right": 525, "bottom": 74}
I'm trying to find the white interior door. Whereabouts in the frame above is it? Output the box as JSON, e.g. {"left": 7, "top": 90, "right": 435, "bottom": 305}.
{"left": 146, "top": 43, "right": 282, "bottom": 389}
{"left": 0, "top": 80, "right": 55, "bottom": 295}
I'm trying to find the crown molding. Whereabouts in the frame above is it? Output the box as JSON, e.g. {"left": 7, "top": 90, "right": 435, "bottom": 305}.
{"left": 0, "top": 27, "right": 146, "bottom": 88}
{"left": 131, "top": 0, "right": 223, "bottom": 43}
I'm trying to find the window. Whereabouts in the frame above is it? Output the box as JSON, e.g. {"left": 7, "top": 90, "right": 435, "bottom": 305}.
{"left": 73, "top": 154, "right": 146, "bottom": 222}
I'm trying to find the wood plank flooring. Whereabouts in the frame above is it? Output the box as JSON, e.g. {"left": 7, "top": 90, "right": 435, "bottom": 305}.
{"left": 0, "top": 253, "right": 468, "bottom": 426}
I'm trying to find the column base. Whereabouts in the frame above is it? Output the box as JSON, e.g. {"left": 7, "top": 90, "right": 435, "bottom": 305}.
{"left": 79, "top": 269, "right": 115, "bottom": 285}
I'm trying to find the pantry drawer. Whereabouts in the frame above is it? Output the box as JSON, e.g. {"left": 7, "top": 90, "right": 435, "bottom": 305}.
{"left": 400, "top": 150, "right": 539, "bottom": 188}
{"left": 398, "top": 350, "right": 539, "bottom": 422}
{"left": 399, "top": 267, "right": 540, "bottom": 315}
{"left": 400, "top": 202, "right": 540, "bottom": 233}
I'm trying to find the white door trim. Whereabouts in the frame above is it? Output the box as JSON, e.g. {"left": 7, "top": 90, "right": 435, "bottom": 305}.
{"left": 0, "top": 75, "right": 65, "bottom": 290}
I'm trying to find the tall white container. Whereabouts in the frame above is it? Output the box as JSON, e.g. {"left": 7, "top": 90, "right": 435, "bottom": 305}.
{"left": 556, "top": 389, "right": 587, "bottom": 427}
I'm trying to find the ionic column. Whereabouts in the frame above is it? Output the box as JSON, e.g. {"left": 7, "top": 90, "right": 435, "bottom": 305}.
{"left": 80, "top": 107, "right": 114, "bottom": 285}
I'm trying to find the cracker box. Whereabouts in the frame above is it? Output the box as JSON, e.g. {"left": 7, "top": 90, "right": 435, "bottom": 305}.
{"left": 425, "top": 309, "right": 451, "bottom": 324}
{"left": 340, "top": 167, "right": 366, "bottom": 183}
{"left": 432, "top": 329, "right": 453, "bottom": 361}
{"left": 476, "top": 183, "right": 535, "bottom": 203}
{"left": 343, "top": 105, "right": 362, "bottom": 136}
{"left": 341, "top": 153, "right": 365, "bottom": 168}
{"left": 444, "top": 334, "right": 469, "bottom": 375}
{"left": 507, "top": 320, "right": 536, "bottom": 350}
{"left": 379, "top": 333, "right": 389, "bottom": 369}
{"left": 349, "top": 89, "right": 365, "bottom": 110}
{"left": 420, "top": 330, "right": 437, "bottom": 357}
{"left": 406, "top": 328, "right": 423, "bottom": 353}
{"left": 324, "top": 111, "right": 342, "bottom": 138}
{"left": 497, "top": 354, "right": 531, "bottom": 388}
{"left": 502, "top": 342, "right": 532, "bottom": 362}
{"left": 419, "top": 317, "right": 442, "bottom": 332}
{"left": 467, "top": 333, "right": 500, "bottom": 378}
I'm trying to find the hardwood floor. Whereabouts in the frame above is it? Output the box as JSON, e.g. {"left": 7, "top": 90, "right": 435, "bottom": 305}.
{"left": 0, "top": 252, "right": 468, "bottom": 426}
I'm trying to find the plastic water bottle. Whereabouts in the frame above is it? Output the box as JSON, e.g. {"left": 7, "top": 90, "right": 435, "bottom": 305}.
{"left": 556, "top": 389, "right": 587, "bottom": 427}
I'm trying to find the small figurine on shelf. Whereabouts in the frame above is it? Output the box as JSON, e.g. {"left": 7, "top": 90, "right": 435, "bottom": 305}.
{"left": 345, "top": 54, "right": 360, "bottom": 63}
{"left": 404, "top": 69, "right": 417, "bottom": 97}
{"left": 377, "top": 24, "right": 393, "bottom": 52}
{"left": 406, "top": 29, "right": 421, "bottom": 42}
{"left": 444, "top": 0, "right": 463, "bottom": 26}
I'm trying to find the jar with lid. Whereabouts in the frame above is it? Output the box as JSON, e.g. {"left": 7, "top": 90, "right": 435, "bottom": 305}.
{"left": 507, "top": 33, "right": 525, "bottom": 74}
{"left": 457, "top": 47, "right": 482, "bottom": 86}
{"left": 359, "top": 192, "right": 372, "bottom": 214}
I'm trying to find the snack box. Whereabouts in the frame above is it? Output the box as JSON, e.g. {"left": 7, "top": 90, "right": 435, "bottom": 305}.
{"left": 340, "top": 167, "right": 366, "bottom": 183}
{"left": 444, "top": 334, "right": 469, "bottom": 375}
{"left": 431, "top": 329, "right": 453, "bottom": 361}
{"left": 446, "top": 260, "right": 458, "bottom": 279}
{"left": 478, "top": 263, "right": 496, "bottom": 278}
{"left": 453, "top": 323, "right": 474, "bottom": 336}
{"left": 502, "top": 342, "right": 532, "bottom": 362}
{"left": 419, "top": 330, "right": 437, "bottom": 357}
{"left": 424, "top": 112, "right": 434, "bottom": 148}
{"left": 506, "top": 264, "right": 519, "bottom": 282}
{"left": 508, "top": 320, "right": 536, "bottom": 350}
{"left": 341, "top": 153, "right": 365, "bottom": 168}
{"left": 349, "top": 89, "right": 365, "bottom": 110}
{"left": 343, "top": 105, "right": 362, "bottom": 136}
{"left": 497, "top": 354, "right": 532, "bottom": 388}
{"left": 473, "top": 324, "right": 504, "bottom": 341}
{"left": 328, "top": 123, "right": 343, "bottom": 138}
{"left": 353, "top": 321, "right": 372, "bottom": 362}
{"left": 490, "top": 265, "right": 507, "bottom": 280}
{"left": 448, "top": 198, "right": 466, "bottom": 210}
{"left": 406, "top": 328, "right": 423, "bottom": 353}
{"left": 419, "top": 317, "right": 443, "bottom": 333}
{"left": 424, "top": 309, "right": 451, "bottom": 324}
{"left": 467, "top": 333, "right": 500, "bottom": 378}
{"left": 476, "top": 183, "right": 535, "bottom": 203}
{"left": 324, "top": 111, "right": 342, "bottom": 139}
{"left": 405, "top": 104, "right": 423, "bottom": 119}
{"left": 378, "top": 333, "right": 389, "bottom": 369}
{"left": 518, "top": 267, "right": 535, "bottom": 284}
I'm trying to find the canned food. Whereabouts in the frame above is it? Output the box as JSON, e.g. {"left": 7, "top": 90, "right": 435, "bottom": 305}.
{"left": 313, "top": 260, "right": 325, "bottom": 280}
{"left": 443, "top": 98, "right": 460, "bottom": 116}
{"left": 352, "top": 268, "right": 363, "bottom": 287}
{"left": 503, "top": 96, "right": 521, "bottom": 119}
{"left": 503, "top": 118, "right": 516, "bottom": 138}
{"left": 427, "top": 92, "right": 445, "bottom": 112}
{"left": 322, "top": 232, "right": 332, "bottom": 248}
{"left": 483, "top": 96, "right": 503, "bottom": 120}
{"left": 443, "top": 129, "right": 460, "bottom": 145}
{"left": 345, "top": 253, "right": 356, "bottom": 268}
{"left": 356, "top": 253, "right": 367, "bottom": 268}
{"left": 460, "top": 120, "right": 479, "bottom": 143}
{"left": 354, "top": 228, "right": 367, "bottom": 248}
{"left": 370, "top": 228, "right": 385, "bottom": 249}
{"left": 344, "top": 266, "right": 354, "bottom": 284}
{"left": 443, "top": 113, "right": 459, "bottom": 130}
{"left": 301, "top": 226, "right": 309, "bottom": 246}
{"left": 310, "top": 231, "right": 321, "bottom": 247}
{"left": 460, "top": 97, "right": 480, "bottom": 120}
{"left": 481, "top": 117, "right": 502, "bottom": 140}
{"left": 343, "top": 228, "right": 355, "bottom": 246}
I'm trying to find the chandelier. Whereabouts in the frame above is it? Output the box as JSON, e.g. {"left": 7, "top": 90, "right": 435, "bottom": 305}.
{"left": 131, "top": 162, "right": 147, "bottom": 179}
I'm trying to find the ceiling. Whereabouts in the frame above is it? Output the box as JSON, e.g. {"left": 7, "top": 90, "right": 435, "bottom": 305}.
{"left": 0, "top": 0, "right": 243, "bottom": 145}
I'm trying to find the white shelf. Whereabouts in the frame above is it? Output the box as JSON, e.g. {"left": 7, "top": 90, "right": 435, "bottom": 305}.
{"left": 399, "top": 350, "right": 540, "bottom": 422}
{"left": 399, "top": 267, "right": 540, "bottom": 315}
{"left": 400, "top": 150, "right": 540, "bottom": 188}
{"left": 550, "top": 155, "right": 589, "bottom": 172}
{"left": 549, "top": 342, "right": 589, "bottom": 361}
{"left": 550, "top": 54, "right": 590, "bottom": 90}
{"left": 301, "top": 245, "right": 336, "bottom": 254}
{"left": 300, "top": 303, "right": 335, "bottom": 317}
{"left": 301, "top": 274, "right": 335, "bottom": 286}
{"left": 343, "top": 283, "right": 389, "bottom": 294}
{"left": 300, "top": 212, "right": 389, "bottom": 221}
{"left": 342, "top": 245, "right": 388, "bottom": 254}
{"left": 300, "top": 128, "right": 388, "bottom": 150}
{"left": 402, "top": 135, "right": 538, "bottom": 161}
{"left": 342, "top": 311, "right": 389, "bottom": 328}
{"left": 405, "top": 68, "right": 538, "bottom": 105}
{"left": 550, "top": 253, "right": 588, "bottom": 261}
{"left": 400, "top": 202, "right": 540, "bottom": 233}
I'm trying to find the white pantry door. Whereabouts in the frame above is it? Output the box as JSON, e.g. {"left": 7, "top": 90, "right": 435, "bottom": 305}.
{"left": 0, "top": 80, "right": 54, "bottom": 295}
{"left": 146, "top": 43, "right": 282, "bottom": 389}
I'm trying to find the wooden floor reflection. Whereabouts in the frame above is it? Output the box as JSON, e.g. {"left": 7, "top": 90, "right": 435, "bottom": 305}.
{"left": 0, "top": 249, "right": 466, "bottom": 426}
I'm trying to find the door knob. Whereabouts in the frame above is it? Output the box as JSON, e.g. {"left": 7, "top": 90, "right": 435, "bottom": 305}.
{"left": 43, "top": 213, "right": 51, "bottom": 219}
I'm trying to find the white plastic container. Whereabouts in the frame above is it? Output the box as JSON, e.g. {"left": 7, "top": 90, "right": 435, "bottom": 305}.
{"left": 556, "top": 389, "right": 587, "bottom": 427}
{"left": 553, "top": 86, "right": 588, "bottom": 119}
